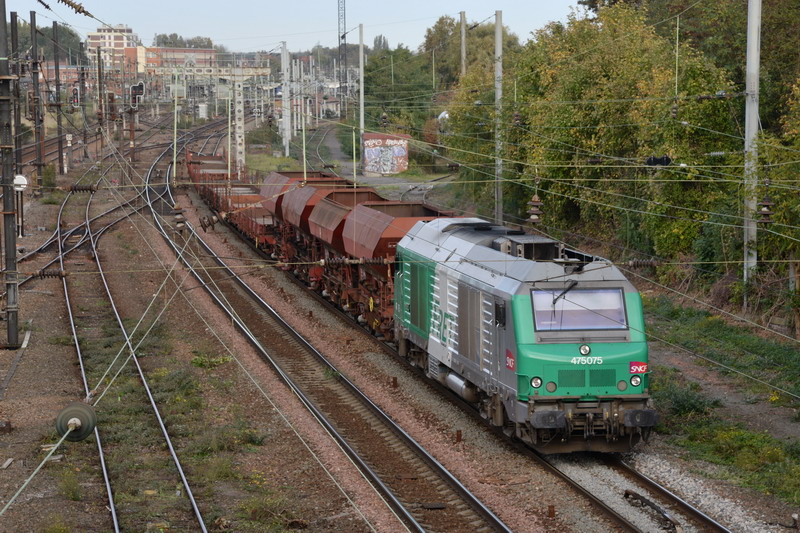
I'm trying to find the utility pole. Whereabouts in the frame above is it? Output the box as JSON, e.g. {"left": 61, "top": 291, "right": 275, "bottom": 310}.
{"left": 173, "top": 69, "right": 179, "bottom": 185}
{"left": 30, "top": 12, "right": 43, "bottom": 195}
{"left": 97, "top": 47, "right": 104, "bottom": 155}
{"left": 338, "top": 0, "right": 346, "bottom": 111}
{"left": 281, "top": 41, "right": 290, "bottom": 157}
{"left": 129, "top": 102, "right": 135, "bottom": 163}
{"left": 79, "top": 42, "right": 88, "bottom": 159}
{"left": 358, "top": 23, "right": 364, "bottom": 150}
{"left": 432, "top": 49, "right": 435, "bottom": 89}
{"left": 10, "top": 12, "right": 20, "bottom": 175}
{"left": 494, "top": 10, "right": 503, "bottom": 225}
{"left": 742, "top": 0, "right": 761, "bottom": 312}
{"left": 460, "top": 11, "right": 467, "bottom": 78}
{"left": 1, "top": 0, "right": 20, "bottom": 347}
{"left": 53, "top": 22, "right": 64, "bottom": 175}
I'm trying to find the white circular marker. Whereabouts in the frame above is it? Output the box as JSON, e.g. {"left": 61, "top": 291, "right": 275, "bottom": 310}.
{"left": 13, "top": 175, "right": 28, "bottom": 192}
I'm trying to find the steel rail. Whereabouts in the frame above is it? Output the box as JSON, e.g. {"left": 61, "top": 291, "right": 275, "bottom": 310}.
{"left": 152, "top": 189, "right": 512, "bottom": 533}
{"left": 86, "top": 139, "right": 209, "bottom": 532}
{"left": 42, "top": 119, "right": 224, "bottom": 531}
{"left": 609, "top": 456, "right": 732, "bottom": 532}
{"left": 56, "top": 185, "right": 120, "bottom": 533}
{"left": 234, "top": 226, "right": 643, "bottom": 532}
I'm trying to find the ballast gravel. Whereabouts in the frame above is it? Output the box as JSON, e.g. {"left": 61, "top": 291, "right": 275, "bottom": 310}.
{"left": 177, "top": 187, "right": 799, "bottom": 533}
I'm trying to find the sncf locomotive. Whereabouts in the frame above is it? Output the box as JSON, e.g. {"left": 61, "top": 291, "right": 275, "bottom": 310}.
{"left": 186, "top": 151, "right": 658, "bottom": 453}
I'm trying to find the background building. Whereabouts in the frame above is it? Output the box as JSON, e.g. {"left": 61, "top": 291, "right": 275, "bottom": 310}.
{"left": 86, "top": 24, "right": 139, "bottom": 70}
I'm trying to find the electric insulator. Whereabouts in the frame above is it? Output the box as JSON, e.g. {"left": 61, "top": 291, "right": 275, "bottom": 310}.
{"left": 513, "top": 112, "right": 521, "bottom": 126}
{"left": 55, "top": 402, "right": 96, "bottom": 442}
{"left": 68, "top": 184, "right": 99, "bottom": 193}
{"left": 36, "top": 269, "right": 67, "bottom": 279}
{"left": 527, "top": 194, "right": 544, "bottom": 225}
{"left": 757, "top": 194, "right": 775, "bottom": 225}
{"left": 671, "top": 103, "right": 678, "bottom": 119}
{"left": 381, "top": 112, "right": 388, "bottom": 127}
{"left": 624, "top": 259, "right": 660, "bottom": 268}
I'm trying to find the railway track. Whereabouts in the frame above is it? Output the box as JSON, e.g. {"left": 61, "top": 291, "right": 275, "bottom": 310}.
{"left": 240, "top": 122, "right": 738, "bottom": 532}
{"left": 149, "top": 179, "right": 512, "bottom": 531}
{"left": 54, "top": 135, "right": 214, "bottom": 531}
{"left": 0, "top": 115, "right": 229, "bottom": 528}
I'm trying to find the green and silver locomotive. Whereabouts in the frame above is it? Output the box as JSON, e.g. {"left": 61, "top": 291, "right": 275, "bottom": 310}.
{"left": 395, "top": 218, "right": 658, "bottom": 453}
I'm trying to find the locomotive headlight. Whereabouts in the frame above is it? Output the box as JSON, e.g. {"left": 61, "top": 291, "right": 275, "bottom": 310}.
{"left": 531, "top": 377, "right": 543, "bottom": 389}
{"left": 579, "top": 344, "right": 591, "bottom": 356}
{"left": 630, "top": 375, "right": 642, "bottom": 387}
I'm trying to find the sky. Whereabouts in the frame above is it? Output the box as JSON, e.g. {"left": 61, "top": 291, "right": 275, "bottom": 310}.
{"left": 5, "top": 0, "right": 583, "bottom": 53}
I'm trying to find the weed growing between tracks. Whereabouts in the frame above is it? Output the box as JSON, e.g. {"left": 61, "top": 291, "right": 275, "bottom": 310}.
{"left": 57, "top": 303, "right": 307, "bottom": 529}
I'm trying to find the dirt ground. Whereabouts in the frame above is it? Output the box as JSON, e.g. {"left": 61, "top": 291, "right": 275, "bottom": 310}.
{"left": 0, "top": 152, "right": 397, "bottom": 531}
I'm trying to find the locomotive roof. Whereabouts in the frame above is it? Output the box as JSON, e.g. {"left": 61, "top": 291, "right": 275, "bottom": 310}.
{"left": 400, "top": 218, "right": 630, "bottom": 289}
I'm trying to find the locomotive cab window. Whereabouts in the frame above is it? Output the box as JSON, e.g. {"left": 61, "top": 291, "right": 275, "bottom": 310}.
{"left": 531, "top": 288, "right": 627, "bottom": 331}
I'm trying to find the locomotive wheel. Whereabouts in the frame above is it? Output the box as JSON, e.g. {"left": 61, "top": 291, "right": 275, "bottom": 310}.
{"left": 55, "top": 402, "right": 97, "bottom": 442}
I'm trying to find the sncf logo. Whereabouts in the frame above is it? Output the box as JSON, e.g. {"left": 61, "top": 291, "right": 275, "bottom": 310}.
{"left": 505, "top": 349, "right": 516, "bottom": 371}
{"left": 629, "top": 362, "right": 648, "bottom": 374}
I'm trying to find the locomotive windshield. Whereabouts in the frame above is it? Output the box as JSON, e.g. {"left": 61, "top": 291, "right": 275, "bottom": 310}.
{"left": 531, "top": 288, "right": 627, "bottom": 331}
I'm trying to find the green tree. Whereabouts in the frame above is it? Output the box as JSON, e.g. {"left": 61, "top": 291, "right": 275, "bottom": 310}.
{"left": 643, "top": 0, "right": 800, "bottom": 133}
{"left": 420, "top": 16, "right": 522, "bottom": 89}
{"left": 444, "top": 6, "right": 739, "bottom": 263}
{"left": 12, "top": 21, "right": 87, "bottom": 65}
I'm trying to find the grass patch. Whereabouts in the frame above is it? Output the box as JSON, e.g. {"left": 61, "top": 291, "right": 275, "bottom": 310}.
{"left": 648, "top": 344, "right": 800, "bottom": 505}
{"left": 191, "top": 350, "right": 232, "bottom": 370}
{"left": 239, "top": 492, "right": 307, "bottom": 531}
{"left": 187, "top": 419, "right": 265, "bottom": 457}
{"left": 41, "top": 514, "right": 72, "bottom": 533}
{"left": 49, "top": 335, "right": 74, "bottom": 346}
{"left": 323, "top": 367, "right": 340, "bottom": 380}
{"left": 650, "top": 366, "right": 720, "bottom": 420}
{"left": 58, "top": 468, "right": 82, "bottom": 501}
{"left": 198, "top": 455, "right": 238, "bottom": 483}
{"left": 644, "top": 295, "right": 800, "bottom": 399}
{"left": 246, "top": 153, "right": 302, "bottom": 173}
{"left": 41, "top": 189, "right": 67, "bottom": 205}
{"left": 671, "top": 420, "right": 800, "bottom": 504}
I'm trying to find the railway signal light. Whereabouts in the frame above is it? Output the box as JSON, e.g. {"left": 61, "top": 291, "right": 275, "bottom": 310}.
{"left": 71, "top": 86, "right": 80, "bottom": 109}
{"left": 130, "top": 81, "right": 144, "bottom": 110}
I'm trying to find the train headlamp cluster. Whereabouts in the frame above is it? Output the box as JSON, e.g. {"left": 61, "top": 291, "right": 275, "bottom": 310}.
{"left": 579, "top": 344, "right": 591, "bottom": 356}
{"left": 630, "top": 375, "right": 642, "bottom": 387}
{"left": 530, "top": 377, "right": 543, "bottom": 389}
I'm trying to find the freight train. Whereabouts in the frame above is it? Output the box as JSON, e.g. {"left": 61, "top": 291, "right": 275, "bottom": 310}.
{"left": 186, "top": 151, "right": 658, "bottom": 453}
